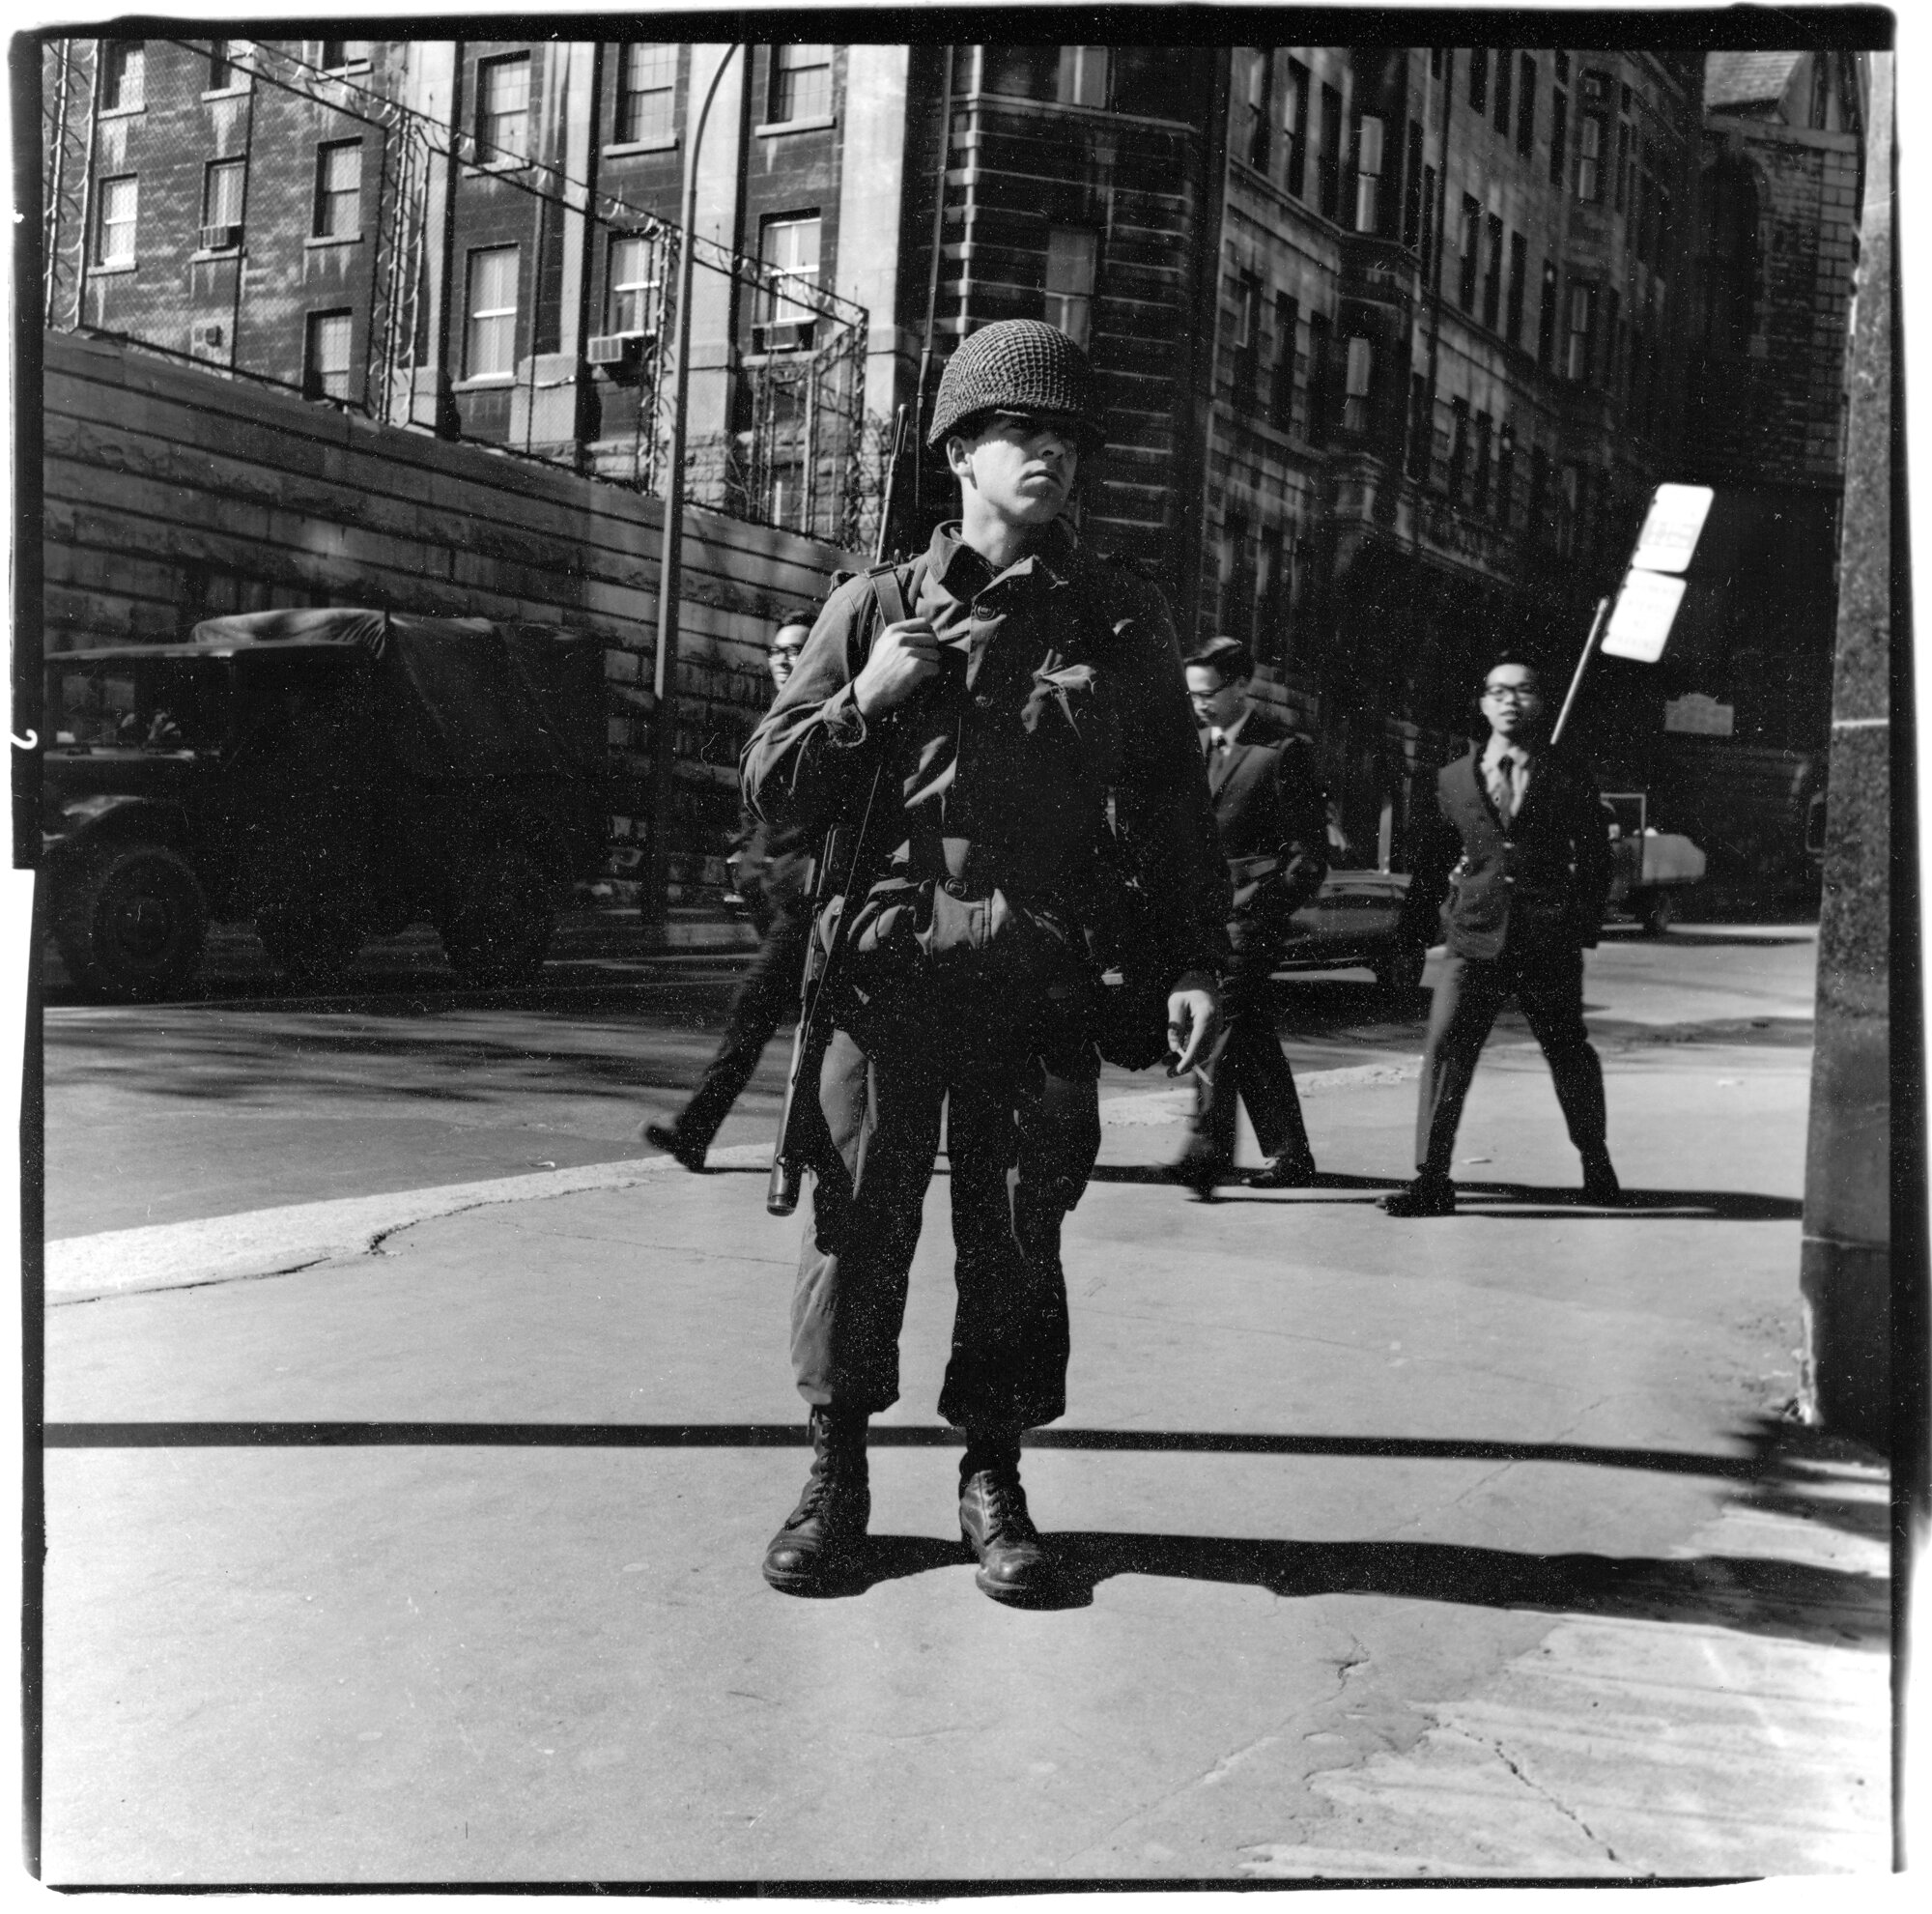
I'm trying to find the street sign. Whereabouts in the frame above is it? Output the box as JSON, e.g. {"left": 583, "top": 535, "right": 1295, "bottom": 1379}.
{"left": 1663, "top": 692, "right": 1735, "bottom": 735}
{"left": 1631, "top": 483, "right": 1716, "bottom": 574}
{"left": 1602, "top": 568, "right": 1686, "bottom": 663}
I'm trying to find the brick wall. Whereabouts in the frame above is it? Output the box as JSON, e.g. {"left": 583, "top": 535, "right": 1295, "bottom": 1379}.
{"left": 40, "top": 329, "right": 861, "bottom": 902}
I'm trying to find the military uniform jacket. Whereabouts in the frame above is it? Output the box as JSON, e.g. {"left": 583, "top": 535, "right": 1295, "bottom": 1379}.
{"left": 1202, "top": 709, "right": 1330, "bottom": 936}
{"left": 741, "top": 519, "right": 1230, "bottom": 992}
{"left": 1397, "top": 743, "right": 1611, "bottom": 961}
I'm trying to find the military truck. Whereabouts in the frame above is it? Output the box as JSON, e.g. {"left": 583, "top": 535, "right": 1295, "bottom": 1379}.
{"left": 42, "top": 608, "right": 611, "bottom": 1000}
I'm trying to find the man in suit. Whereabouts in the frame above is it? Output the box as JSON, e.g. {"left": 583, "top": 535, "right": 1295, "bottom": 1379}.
{"left": 644, "top": 619, "right": 815, "bottom": 1170}
{"left": 1174, "top": 636, "right": 1330, "bottom": 1199}
{"left": 1384, "top": 654, "right": 1620, "bottom": 1216}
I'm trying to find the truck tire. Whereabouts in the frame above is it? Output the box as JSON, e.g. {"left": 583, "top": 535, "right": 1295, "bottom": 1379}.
{"left": 439, "top": 846, "right": 554, "bottom": 986}
{"left": 53, "top": 842, "right": 207, "bottom": 1002}
{"left": 256, "top": 908, "right": 364, "bottom": 990}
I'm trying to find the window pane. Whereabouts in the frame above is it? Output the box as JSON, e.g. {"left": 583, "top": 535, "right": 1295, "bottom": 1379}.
{"left": 314, "top": 142, "right": 361, "bottom": 236}
{"left": 321, "top": 41, "right": 371, "bottom": 71}
{"left": 204, "top": 160, "right": 244, "bottom": 227}
{"left": 979, "top": 45, "right": 1058, "bottom": 101}
{"left": 478, "top": 55, "right": 531, "bottom": 162}
{"left": 307, "top": 311, "right": 353, "bottom": 398}
{"left": 1057, "top": 45, "right": 1108, "bottom": 107}
{"left": 618, "top": 43, "right": 676, "bottom": 141}
{"left": 102, "top": 43, "right": 144, "bottom": 110}
{"left": 466, "top": 245, "right": 520, "bottom": 376}
{"left": 761, "top": 216, "right": 820, "bottom": 324}
{"left": 608, "top": 234, "right": 658, "bottom": 333}
{"left": 775, "top": 43, "right": 831, "bottom": 122}
{"left": 97, "top": 176, "right": 137, "bottom": 262}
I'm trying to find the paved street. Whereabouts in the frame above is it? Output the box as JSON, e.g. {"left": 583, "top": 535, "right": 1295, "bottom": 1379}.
{"left": 34, "top": 923, "right": 1895, "bottom": 1882}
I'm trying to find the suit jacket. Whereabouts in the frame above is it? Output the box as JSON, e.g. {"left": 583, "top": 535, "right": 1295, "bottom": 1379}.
{"left": 1397, "top": 741, "right": 1611, "bottom": 961}
{"left": 1201, "top": 708, "right": 1329, "bottom": 936}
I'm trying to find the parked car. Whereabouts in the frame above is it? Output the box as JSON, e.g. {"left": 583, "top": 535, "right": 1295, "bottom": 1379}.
{"left": 1601, "top": 791, "right": 1706, "bottom": 934}
{"left": 42, "top": 608, "right": 611, "bottom": 1001}
{"left": 1273, "top": 866, "right": 1421, "bottom": 997}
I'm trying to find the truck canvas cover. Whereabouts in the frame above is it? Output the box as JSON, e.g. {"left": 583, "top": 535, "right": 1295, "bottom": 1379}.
{"left": 188, "top": 608, "right": 606, "bottom": 787}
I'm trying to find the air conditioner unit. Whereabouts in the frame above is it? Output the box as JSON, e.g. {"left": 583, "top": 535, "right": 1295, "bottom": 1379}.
{"left": 753, "top": 319, "right": 813, "bottom": 354}
{"left": 191, "top": 323, "right": 225, "bottom": 350}
{"left": 586, "top": 332, "right": 644, "bottom": 367}
{"left": 199, "top": 222, "right": 242, "bottom": 251}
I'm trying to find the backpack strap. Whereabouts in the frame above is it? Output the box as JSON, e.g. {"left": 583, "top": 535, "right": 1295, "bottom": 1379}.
{"left": 865, "top": 555, "right": 923, "bottom": 633}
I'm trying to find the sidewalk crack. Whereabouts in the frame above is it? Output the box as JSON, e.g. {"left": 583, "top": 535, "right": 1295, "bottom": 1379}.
{"left": 1452, "top": 1725, "right": 1644, "bottom": 1875}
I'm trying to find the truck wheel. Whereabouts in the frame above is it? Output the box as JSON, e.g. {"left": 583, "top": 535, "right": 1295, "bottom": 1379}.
{"left": 440, "top": 848, "right": 554, "bottom": 986}
{"left": 53, "top": 842, "right": 207, "bottom": 1002}
{"left": 1371, "top": 947, "right": 1427, "bottom": 1004}
{"left": 256, "top": 908, "right": 363, "bottom": 990}
{"left": 1639, "top": 890, "right": 1677, "bottom": 937}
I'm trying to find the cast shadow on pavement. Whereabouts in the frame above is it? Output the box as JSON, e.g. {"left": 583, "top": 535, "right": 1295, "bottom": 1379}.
{"left": 840, "top": 1529, "right": 1889, "bottom": 1644}
{"left": 1083, "top": 1165, "right": 1803, "bottom": 1220}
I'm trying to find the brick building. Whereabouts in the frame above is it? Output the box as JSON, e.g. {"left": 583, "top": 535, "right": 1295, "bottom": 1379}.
{"left": 43, "top": 32, "right": 1861, "bottom": 892}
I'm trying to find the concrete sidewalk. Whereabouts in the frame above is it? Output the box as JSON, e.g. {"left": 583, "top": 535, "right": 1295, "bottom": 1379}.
{"left": 38, "top": 1034, "right": 1891, "bottom": 1882}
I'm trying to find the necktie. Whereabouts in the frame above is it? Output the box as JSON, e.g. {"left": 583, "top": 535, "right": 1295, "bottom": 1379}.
{"left": 1210, "top": 729, "right": 1229, "bottom": 755}
{"left": 1490, "top": 752, "right": 1516, "bottom": 816}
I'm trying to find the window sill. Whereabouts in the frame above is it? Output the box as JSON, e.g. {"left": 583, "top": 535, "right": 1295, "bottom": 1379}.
{"left": 321, "top": 62, "right": 372, "bottom": 77}
{"left": 201, "top": 86, "right": 250, "bottom": 101}
{"left": 98, "top": 104, "right": 144, "bottom": 120}
{"left": 190, "top": 247, "right": 241, "bottom": 262}
{"left": 753, "top": 113, "right": 836, "bottom": 137}
{"left": 305, "top": 233, "right": 364, "bottom": 249}
{"left": 90, "top": 260, "right": 137, "bottom": 275}
{"left": 604, "top": 134, "right": 678, "bottom": 157}
{"left": 455, "top": 376, "right": 516, "bottom": 389}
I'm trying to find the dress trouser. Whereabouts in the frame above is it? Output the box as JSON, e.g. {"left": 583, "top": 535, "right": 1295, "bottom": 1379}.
{"left": 789, "top": 980, "right": 1101, "bottom": 1433}
{"left": 1413, "top": 946, "right": 1607, "bottom": 1176}
{"left": 1188, "top": 922, "right": 1312, "bottom": 1167}
{"left": 677, "top": 902, "right": 812, "bottom": 1147}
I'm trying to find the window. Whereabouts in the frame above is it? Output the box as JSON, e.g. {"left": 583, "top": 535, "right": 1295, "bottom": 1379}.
{"left": 1528, "top": 446, "right": 1548, "bottom": 542}
{"left": 1472, "top": 411, "right": 1492, "bottom": 516}
{"left": 476, "top": 54, "right": 530, "bottom": 164}
{"left": 1343, "top": 335, "right": 1373, "bottom": 434}
{"left": 1516, "top": 55, "right": 1536, "bottom": 156}
{"left": 100, "top": 42, "right": 144, "bottom": 111}
{"left": 760, "top": 214, "right": 821, "bottom": 334}
{"left": 208, "top": 41, "right": 243, "bottom": 91}
{"left": 1258, "top": 523, "right": 1285, "bottom": 662}
{"left": 1354, "top": 116, "right": 1383, "bottom": 233}
{"left": 1496, "top": 426, "right": 1515, "bottom": 527}
{"left": 1406, "top": 371, "right": 1431, "bottom": 478}
{"left": 304, "top": 310, "right": 353, "bottom": 400}
{"left": 1318, "top": 84, "right": 1342, "bottom": 218}
{"left": 607, "top": 234, "right": 659, "bottom": 335}
{"left": 1220, "top": 511, "right": 1254, "bottom": 641}
{"left": 1554, "top": 53, "right": 1570, "bottom": 83}
{"left": 1468, "top": 48, "right": 1488, "bottom": 114}
{"left": 1242, "top": 50, "right": 1273, "bottom": 170}
{"left": 1493, "top": 47, "right": 1513, "bottom": 133}
{"left": 979, "top": 45, "right": 1059, "bottom": 101}
{"left": 95, "top": 175, "right": 137, "bottom": 264}
{"left": 1505, "top": 230, "right": 1527, "bottom": 344}
{"left": 1615, "top": 119, "right": 1631, "bottom": 213}
{"left": 616, "top": 44, "right": 676, "bottom": 143}
{"left": 1548, "top": 86, "right": 1568, "bottom": 188}
{"left": 1701, "top": 157, "right": 1758, "bottom": 353}
{"left": 1402, "top": 120, "right": 1424, "bottom": 246}
{"left": 1458, "top": 195, "right": 1479, "bottom": 309}
{"left": 1810, "top": 54, "right": 1832, "bottom": 130}
{"left": 202, "top": 158, "right": 244, "bottom": 238}
{"left": 1448, "top": 397, "right": 1469, "bottom": 502}
{"left": 1269, "top": 292, "right": 1298, "bottom": 430}
{"left": 772, "top": 43, "right": 833, "bottom": 122}
{"left": 1057, "top": 45, "right": 1109, "bottom": 107}
{"left": 1045, "top": 227, "right": 1098, "bottom": 350}
{"left": 312, "top": 141, "right": 361, "bottom": 238}
{"left": 1536, "top": 260, "right": 1557, "bottom": 367}
{"left": 1577, "top": 110, "right": 1605, "bottom": 201}
{"left": 465, "top": 244, "right": 520, "bottom": 378}
{"left": 1420, "top": 164, "right": 1436, "bottom": 271}
{"left": 320, "top": 41, "right": 371, "bottom": 72}
{"left": 1482, "top": 212, "right": 1502, "bottom": 327}
{"left": 1565, "top": 280, "right": 1596, "bottom": 382}
{"left": 1285, "top": 60, "right": 1310, "bottom": 198}
{"left": 1306, "top": 312, "right": 1332, "bottom": 443}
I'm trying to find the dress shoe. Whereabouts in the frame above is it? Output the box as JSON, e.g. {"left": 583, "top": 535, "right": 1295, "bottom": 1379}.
{"left": 642, "top": 1118, "right": 709, "bottom": 1173}
{"left": 763, "top": 1409, "right": 870, "bottom": 1594}
{"left": 958, "top": 1446, "right": 1056, "bottom": 1604}
{"left": 1579, "top": 1155, "right": 1624, "bottom": 1207}
{"left": 1381, "top": 1173, "right": 1456, "bottom": 1217}
{"left": 1171, "top": 1151, "right": 1226, "bottom": 1202}
{"left": 1249, "top": 1151, "right": 1319, "bottom": 1188}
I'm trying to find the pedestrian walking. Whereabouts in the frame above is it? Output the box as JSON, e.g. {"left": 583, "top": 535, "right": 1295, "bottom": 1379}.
{"left": 1173, "top": 636, "right": 1330, "bottom": 1199}
{"left": 741, "top": 319, "right": 1227, "bottom": 1603}
{"left": 643, "top": 620, "right": 815, "bottom": 1171}
{"left": 1383, "top": 655, "right": 1621, "bottom": 1216}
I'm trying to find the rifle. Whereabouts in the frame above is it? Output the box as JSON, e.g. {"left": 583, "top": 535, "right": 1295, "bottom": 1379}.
{"left": 767, "top": 404, "right": 912, "bottom": 1215}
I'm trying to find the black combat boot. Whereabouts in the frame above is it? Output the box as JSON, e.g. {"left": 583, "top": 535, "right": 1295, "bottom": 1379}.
{"left": 958, "top": 1438, "right": 1056, "bottom": 1604}
{"left": 762, "top": 1408, "right": 870, "bottom": 1594}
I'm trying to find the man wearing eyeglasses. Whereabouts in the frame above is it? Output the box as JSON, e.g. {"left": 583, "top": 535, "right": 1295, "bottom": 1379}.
{"left": 741, "top": 320, "right": 1226, "bottom": 1604}
{"left": 1383, "top": 655, "right": 1618, "bottom": 1217}
{"left": 644, "top": 618, "right": 816, "bottom": 1171}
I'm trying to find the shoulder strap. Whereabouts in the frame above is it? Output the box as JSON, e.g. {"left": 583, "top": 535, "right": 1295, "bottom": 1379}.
{"left": 865, "top": 556, "right": 923, "bottom": 632}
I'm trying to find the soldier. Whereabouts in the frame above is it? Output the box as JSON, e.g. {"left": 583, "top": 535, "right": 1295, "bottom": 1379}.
{"left": 742, "top": 320, "right": 1228, "bottom": 1604}
{"left": 644, "top": 619, "right": 815, "bottom": 1171}
{"left": 1384, "top": 655, "right": 1620, "bottom": 1216}
{"left": 1174, "top": 636, "right": 1330, "bottom": 1198}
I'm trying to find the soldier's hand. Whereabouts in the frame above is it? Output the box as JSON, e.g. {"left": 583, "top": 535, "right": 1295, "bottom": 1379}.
{"left": 853, "top": 618, "right": 941, "bottom": 719}
{"left": 1165, "top": 977, "right": 1221, "bottom": 1076}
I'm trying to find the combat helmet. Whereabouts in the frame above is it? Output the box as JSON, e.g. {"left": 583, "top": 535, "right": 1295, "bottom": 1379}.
{"left": 926, "top": 319, "right": 1103, "bottom": 448}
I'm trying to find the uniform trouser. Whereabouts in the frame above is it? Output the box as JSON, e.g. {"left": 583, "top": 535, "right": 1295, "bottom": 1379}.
{"left": 789, "top": 986, "right": 1102, "bottom": 1433}
{"left": 677, "top": 903, "right": 812, "bottom": 1147}
{"left": 1187, "top": 934, "right": 1312, "bottom": 1166}
{"left": 1413, "top": 947, "right": 1607, "bottom": 1177}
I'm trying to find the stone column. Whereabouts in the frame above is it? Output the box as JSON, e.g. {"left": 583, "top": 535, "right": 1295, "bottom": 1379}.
{"left": 1799, "top": 51, "right": 1895, "bottom": 1449}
